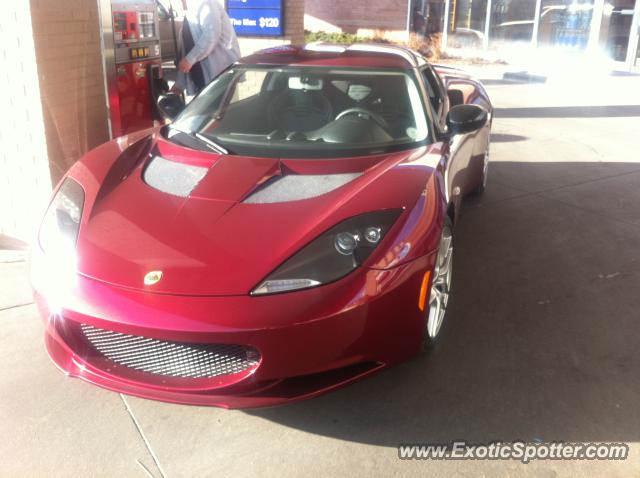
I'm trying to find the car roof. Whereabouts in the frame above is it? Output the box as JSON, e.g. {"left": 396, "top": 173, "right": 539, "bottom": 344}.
{"left": 238, "top": 43, "right": 428, "bottom": 69}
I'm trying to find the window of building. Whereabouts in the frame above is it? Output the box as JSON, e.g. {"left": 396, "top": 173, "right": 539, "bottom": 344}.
{"left": 537, "top": 0, "right": 594, "bottom": 49}
{"left": 446, "top": 0, "right": 488, "bottom": 49}
{"left": 488, "top": 0, "right": 537, "bottom": 47}
{"left": 600, "top": 0, "right": 637, "bottom": 62}
{"left": 411, "top": 0, "right": 447, "bottom": 36}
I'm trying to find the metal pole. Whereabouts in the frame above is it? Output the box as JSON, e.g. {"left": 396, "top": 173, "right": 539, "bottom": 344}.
{"left": 531, "top": 0, "right": 542, "bottom": 49}
{"left": 169, "top": 1, "right": 179, "bottom": 66}
{"left": 587, "top": 0, "right": 605, "bottom": 53}
{"left": 442, "top": 0, "right": 451, "bottom": 51}
{"left": 626, "top": 0, "right": 640, "bottom": 70}
{"left": 406, "top": 0, "right": 413, "bottom": 42}
{"left": 96, "top": 0, "right": 116, "bottom": 139}
{"left": 483, "top": 0, "right": 492, "bottom": 51}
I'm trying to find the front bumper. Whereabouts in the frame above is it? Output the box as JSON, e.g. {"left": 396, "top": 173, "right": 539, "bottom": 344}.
{"left": 32, "top": 250, "right": 433, "bottom": 408}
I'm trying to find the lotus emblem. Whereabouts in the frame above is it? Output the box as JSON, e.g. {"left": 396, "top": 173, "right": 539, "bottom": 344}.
{"left": 144, "top": 270, "right": 163, "bottom": 285}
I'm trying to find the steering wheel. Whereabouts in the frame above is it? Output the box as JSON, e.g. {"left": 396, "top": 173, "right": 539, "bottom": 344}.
{"left": 335, "top": 107, "right": 388, "bottom": 129}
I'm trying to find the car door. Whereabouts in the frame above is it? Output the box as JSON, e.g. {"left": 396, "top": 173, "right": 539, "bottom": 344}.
{"left": 420, "top": 65, "right": 471, "bottom": 209}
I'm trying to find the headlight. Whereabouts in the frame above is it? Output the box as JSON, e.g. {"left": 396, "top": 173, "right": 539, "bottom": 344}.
{"left": 38, "top": 178, "right": 85, "bottom": 255}
{"left": 251, "top": 209, "right": 402, "bottom": 295}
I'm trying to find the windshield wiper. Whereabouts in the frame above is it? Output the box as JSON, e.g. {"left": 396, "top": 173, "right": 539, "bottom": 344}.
{"left": 194, "top": 133, "right": 228, "bottom": 155}
{"left": 168, "top": 126, "right": 229, "bottom": 155}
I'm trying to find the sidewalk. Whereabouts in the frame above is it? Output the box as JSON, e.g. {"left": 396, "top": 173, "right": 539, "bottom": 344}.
{"left": 439, "top": 50, "right": 640, "bottom": 85}
{"left": 0, "top": 234, "right": 28, "bottom": 263}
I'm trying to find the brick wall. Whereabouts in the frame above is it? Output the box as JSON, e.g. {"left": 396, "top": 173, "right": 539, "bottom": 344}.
{"left": 30, "top": 0, "right": 110, "bottom": 186}
{"left": 0, "top": 0, "right": 305, "bottom": 240}
{"left": 0, "top": 2, "right": 52, "bottom": 240}
{"left": 305, "top": 0, "right": 410, "bottom": 41}
{"left": 0, "top": 0, "right": 110, "bottom": 241}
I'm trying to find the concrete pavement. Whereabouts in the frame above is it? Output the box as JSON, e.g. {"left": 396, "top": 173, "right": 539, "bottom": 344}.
{"left": 2, "top": 72, "right": 640, "bottom": 477}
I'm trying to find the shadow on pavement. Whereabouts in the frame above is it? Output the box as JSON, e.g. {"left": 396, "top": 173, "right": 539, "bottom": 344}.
{"left": 479, "top": 79, "right": 529, "bottom": 86}
{"left": 247, "top": 161, "right": 640, "bottom": 446}
{"left": 0, "top": 235, "right": 28, "bottom": 250}
{"left": 495, "top": 105, "right": 640, "bottom": 118}
{"left": 490, "top": 133, "right": 528, "bottom": 143}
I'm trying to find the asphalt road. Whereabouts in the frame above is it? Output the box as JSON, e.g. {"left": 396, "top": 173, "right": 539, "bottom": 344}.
{"left": 2, "top": 70, "right": 640, "bottom": 477}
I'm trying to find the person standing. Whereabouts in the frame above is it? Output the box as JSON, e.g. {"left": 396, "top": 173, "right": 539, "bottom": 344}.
{"left": 175, "top": 0, "right": 240, "bottom": 95}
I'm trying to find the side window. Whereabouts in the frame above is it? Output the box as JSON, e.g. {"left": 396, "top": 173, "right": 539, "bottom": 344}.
{"left": 420, "top": 66, "right": 446, "bottom": 121}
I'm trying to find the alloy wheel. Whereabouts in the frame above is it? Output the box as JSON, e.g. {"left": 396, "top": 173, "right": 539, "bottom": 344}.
{"left": 482, "top": 143, "right": 490, "bottom": 189}
{"left": 426, "top": 223, "right": 453, "bottom": 339}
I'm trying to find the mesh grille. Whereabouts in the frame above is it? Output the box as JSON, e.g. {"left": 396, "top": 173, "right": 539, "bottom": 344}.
{"left": 81, "top": 324, "right": 259, "bottom": 379}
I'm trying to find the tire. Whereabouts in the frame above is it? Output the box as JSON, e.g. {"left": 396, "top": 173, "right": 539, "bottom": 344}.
{"left": 421, "top": 216, "right": 454, "bottom": 352}
{"left": 471, "top": 143, "right": 489, "bottom": 196}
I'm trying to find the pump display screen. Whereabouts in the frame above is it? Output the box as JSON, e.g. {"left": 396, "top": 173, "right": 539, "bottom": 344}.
{"left": 113, "top": 11, "right": 139, "bottom": 41}
{"left": 130, "top": 47, "right": 151, "bottom": 59}
{"left": 114, "top": 13, "right": 127, "bottom": 31}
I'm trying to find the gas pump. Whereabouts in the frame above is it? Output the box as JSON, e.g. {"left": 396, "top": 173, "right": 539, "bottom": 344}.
{"left": 99, "top": 0, "right": 167, "bottom": 138}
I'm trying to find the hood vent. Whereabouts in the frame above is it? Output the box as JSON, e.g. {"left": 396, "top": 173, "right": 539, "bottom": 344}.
{"left": 243, "top": 173, "right": 361, "bottom": 204}
{"left": 143, "top": 155, "right": 208, "bottom": 197}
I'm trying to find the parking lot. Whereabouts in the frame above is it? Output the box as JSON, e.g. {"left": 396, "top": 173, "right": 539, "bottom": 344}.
{"left": 2, "top": 71, "right": 640, "bottom": 477}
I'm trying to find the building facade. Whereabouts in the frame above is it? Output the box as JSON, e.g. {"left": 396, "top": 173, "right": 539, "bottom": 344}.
{"left": 305, "top": 0, "right": 414, "bottom": 41}
{"left": 305, "top": 0, "right": 640, "bottom": 72}
{"left": 443, "top": 0, "right": 640, "bottom": 71}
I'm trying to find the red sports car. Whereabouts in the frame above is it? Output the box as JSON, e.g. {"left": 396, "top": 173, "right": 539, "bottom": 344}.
{"left": 31, "top": 44, "right": 492, "bottom": 408}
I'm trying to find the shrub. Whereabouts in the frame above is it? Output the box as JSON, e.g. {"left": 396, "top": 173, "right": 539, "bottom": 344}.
{"left": 304, "top": 30, "right": 390, "bottom": 45}
{"left": 304, "top": 30, "right": 442, "bottom": 60}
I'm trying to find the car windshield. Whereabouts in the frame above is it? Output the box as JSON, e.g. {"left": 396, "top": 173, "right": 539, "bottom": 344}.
{"left": 168, "top": 65, "right": 430, "bottom": 158}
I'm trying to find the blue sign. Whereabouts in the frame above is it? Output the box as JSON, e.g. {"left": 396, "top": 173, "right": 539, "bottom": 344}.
{"left": 227, "top": 0, "right": 281, "bottom": 8}
{"left": 227, "top": 0, "right": 283, "bottom": 37}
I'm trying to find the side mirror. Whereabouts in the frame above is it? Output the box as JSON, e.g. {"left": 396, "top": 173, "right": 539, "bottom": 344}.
{"left": 446, "top": 104, "right": 488, "bottom": 136}
{"left": 156, "top": 93, "right": 185, "bottom": 121}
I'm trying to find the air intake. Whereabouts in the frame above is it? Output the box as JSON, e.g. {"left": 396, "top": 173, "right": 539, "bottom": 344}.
{"left": 80, "top": 324, "right": 259, "bottom": 379}
{"left": 143, "top": 155, "right": 208, "bottom": 197}
{"left": 243, "top": 173, "right": 361, "bottom": 204}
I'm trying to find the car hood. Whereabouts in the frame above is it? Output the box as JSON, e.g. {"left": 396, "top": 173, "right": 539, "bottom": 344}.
{"left": 72, "top": 133, "right": 436, "bottom": 296}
